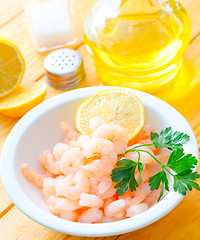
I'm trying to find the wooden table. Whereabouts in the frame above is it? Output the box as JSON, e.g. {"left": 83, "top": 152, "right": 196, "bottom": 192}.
{"left": 0, "top": 0, "right": 200, "bottom": 239}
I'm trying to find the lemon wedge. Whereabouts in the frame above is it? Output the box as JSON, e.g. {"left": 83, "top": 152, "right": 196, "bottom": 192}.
{"left": 76, "top": 89, "right": 144, "bottom": 139}
{"left": 0, "top": 36, "right": 25, "bottom": 98}
{"left": 0, "top": 82, "right": 47, "bottom": 117}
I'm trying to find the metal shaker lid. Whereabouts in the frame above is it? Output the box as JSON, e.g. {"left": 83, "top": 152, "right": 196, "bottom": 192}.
{"left": 44, "top": 49, "right": 85, "bottom": 90}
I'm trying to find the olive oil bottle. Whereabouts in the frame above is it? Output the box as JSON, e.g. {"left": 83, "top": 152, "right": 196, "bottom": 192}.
{"left": 84, "top": 0, "right": 191, "bottom": 92}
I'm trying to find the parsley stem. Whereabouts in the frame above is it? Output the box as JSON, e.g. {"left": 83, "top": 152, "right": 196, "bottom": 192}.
{"left": 137, "top": 149, "right": 175, "bottom": 177}
{"left": 118, "top": 143, "right": 154, "bottom": 157}
{"left": 135, "top": 150, "right": 141, "bottom": 163}
{"left": 162, "top": 165, "right": 175, "bottom": 177}
{"left": 132, "top": 144, "right": 154, "bottom": 149}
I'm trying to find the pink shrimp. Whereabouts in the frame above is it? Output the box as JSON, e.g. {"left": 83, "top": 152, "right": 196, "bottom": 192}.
{"left": 104, "top": 199, "right": 126, "bottom": 218}
{"left": 55, "top": 173, "right": 90, "bottom": 200}
{"left": 79, "top": 193, "right": 103, "bottom": 207}
{"left": 60, "top": 147, "right": 84, "bottom": 175}
{"left": 43, "top": 177, "right": 56, "bottom": 199}
{"left": 156, "top": 153, "right": 170, "bottom": 163}
{"left": 60, "top": 210, "right": 78, "bottom": 221}
{"left": 21, "top": 164, "right": 53, "bottom": 189}
{"left": 144, "top": 188, "right": 160, "bottom": 207}
{"left": 135, "top": 168, "right": 153, "bottom": 183}
{"left": 92, "top": 123, "right": 128, "bottom": 154}
{"left": 90, "top": 178, "right": 116, "bottom": 199}
{"left": 129, "top": 183, "right": 151, "bottom": 206}
{"left": 60, "top": 121, "right": 80, "bottom": 143}
{"left": 47, "top": 196, "right": 80, "bottom": 215}
{"left": 125, "top": 145, "right": 155, "bottom": 164}
{"left": 128, "top": 125, "right": 155, "bottom": 146}
{"left": 78, "top": 207, "right": 103, "bottom": 223}
{"left": 40, "top": 150, "right": 62, "bottom": 175}
{"left": 126, "top": 203, "right": 148, "bottom": 217}
{"left": 138, "top": 139, "right": 161, "bottom": 155}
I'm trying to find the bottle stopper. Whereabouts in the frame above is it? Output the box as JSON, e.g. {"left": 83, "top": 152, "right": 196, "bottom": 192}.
{"left": 44, "top": 49, "right": 85, "bottom": 89}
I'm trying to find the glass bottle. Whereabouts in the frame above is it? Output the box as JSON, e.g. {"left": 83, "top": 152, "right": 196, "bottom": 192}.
{"left": 84, "top": 0, "right": 191, "bottom": 93}
{"left": 23, "top": 0, "right": 77, "bottom": 52}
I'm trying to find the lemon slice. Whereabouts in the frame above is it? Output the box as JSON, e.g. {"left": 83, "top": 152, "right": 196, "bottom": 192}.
{"left": 0, "top": 82, "right": 47, "bottom": 117}
{"left": 0, "top": 36, "right": 25, "bottom": 98}
{"left": 76, "top": 89, "right": 145, "bottom": 139}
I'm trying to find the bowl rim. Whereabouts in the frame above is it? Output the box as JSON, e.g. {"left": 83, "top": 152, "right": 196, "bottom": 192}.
{"left": 1, "top": 86, "right": 199, "bottom": 237}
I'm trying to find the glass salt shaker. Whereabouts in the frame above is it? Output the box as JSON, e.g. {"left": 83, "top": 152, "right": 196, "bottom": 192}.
{"left": 23, "top": 0, "right": 77, "bottom": 52}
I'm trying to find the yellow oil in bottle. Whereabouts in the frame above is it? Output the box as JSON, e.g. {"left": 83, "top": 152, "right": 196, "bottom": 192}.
{"left": 84, "top": 0, "right": 191, "bottom": 93}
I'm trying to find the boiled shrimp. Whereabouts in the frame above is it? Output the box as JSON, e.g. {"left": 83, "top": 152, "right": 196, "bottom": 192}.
{"left": 126, "top": 203, "right": 148, "bottom": 217}
{"left": 47, "top": 196, "right": 80, "bottom": 215}
{"left": 55, "top": 173, "right": 90, "bottom": 200}
{"left": 79, "top": 193, "right": 103, "bottom": 207}
{"left": 21, "top": 164, "right": 52, "bottom": 189}
{"left": 60, "top": 210, "right": 78, "bottom": 221}
{"left": 60, "top": 147, "right": 84, "bottom": 175}
{"left": 75, "top": 135, "right": 90, "bottom": 149}
{"left": 89, "top": 116, "right": 105, "bottom": 131}
{"left": 98, "top": 176, "right": 112, "bottom": 194}
{"left": 40, "top": 150, "right": 62, "bottom": 175}
{"left": 92, "top": 123, "right": 128, "bottom": 154}
{"left": 60, "top": 121, "right": 80, "bottom": 143}
{"left": 43, "top": 177, "right": 56, "bottom": 199}
{"left": 104, "top": 199, "right": 126, "bottom": 219}
{"left": 53, "top": 143, "right": 71, "bottom": 160}
{"left": 128, "top": 124, "right": 155, "bottom": 146}
{"left": 82, "top": 138, "right": 117, "bottom": 166}
{"left": 90, "top": 177, "right": 116, "bottom": 199}
{"left": 78, "top": 207, "right": 103, "bottom": 223}
{"left": 125, "top": 145, "right": 155, "bottom": 164}
{"left": 130, "top": 182, "right": 151, "bottom": 205}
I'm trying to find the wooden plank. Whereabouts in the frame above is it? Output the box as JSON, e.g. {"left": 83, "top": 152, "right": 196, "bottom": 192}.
{"left": 0, "top": 206, "right": 118, "bottom": 240}
{"left": 0, "top": 207, "right": 67, "bottom": 240}
{"left": 0, "top": 178, "right": 13, "bottom": 218}
{"left": 0, "top": 0, "right": 23, "bottom": 28}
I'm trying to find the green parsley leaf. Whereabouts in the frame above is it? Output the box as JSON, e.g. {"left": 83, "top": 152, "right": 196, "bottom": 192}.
{"left": 149, "top": 170, "right": 169, "bottom": 201}
{"left": 129, "top": 166, "right": 138, "bottom": 191}
{"left": 138, "top": 162, "right": 144, "bottom": 185}
{"left": 115, "top": 180, "right": 129, "bottom": 196}
{"left": 167, "top": 148, "right": 198, "bottom": 173}
{"left": 149, "top": 171, "right": 163, "bottom": 191}
{"left": 111, "top": 158, "right": 140, "bottom": 196}
{"left": 174, "top": 170, "right": 200, "bottom": 195}
{"left": 151, "top": 127, "right": 190, "bottom": 150}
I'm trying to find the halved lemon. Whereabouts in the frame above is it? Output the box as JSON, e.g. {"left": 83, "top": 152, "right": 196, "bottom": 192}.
{"left": 0, "top": 36, "right": 25, "bottom": 98}
{"left": 76, "top": 89, "right": 145, "bottom": 139}
{"left": 0, "top": 82, "right": 47, "bottom": 117}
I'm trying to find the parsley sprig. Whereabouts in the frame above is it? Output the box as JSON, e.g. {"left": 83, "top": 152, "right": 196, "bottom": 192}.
{"left": 111, "top": 127, "right": 200, "bottom": 201}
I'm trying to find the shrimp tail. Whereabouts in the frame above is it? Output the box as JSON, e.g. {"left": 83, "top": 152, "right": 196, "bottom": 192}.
{"left": 60, "top": 121, "right": 80, "bottom": 142}
{"left": 21, "top": 164, "right": 44, "bottom": 189}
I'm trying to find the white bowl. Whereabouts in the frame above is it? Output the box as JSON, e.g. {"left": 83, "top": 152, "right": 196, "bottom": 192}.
{"left": 1, "top": 86, "right": 199, "bottom": 237}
